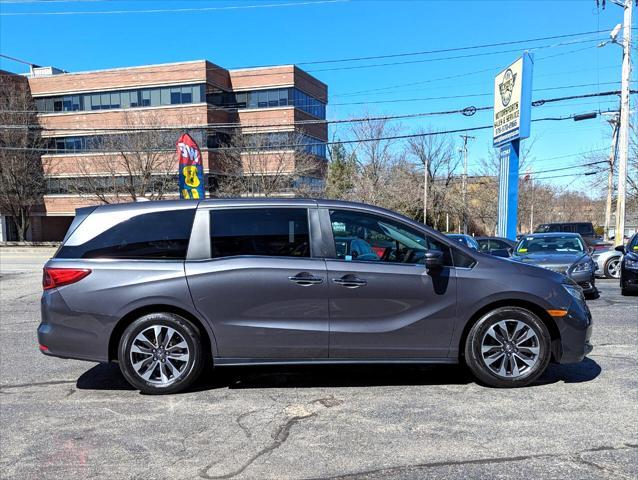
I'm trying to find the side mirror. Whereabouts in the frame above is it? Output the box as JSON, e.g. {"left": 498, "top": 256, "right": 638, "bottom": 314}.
{"left": 425, "top": 250, "right": 444, "bottom": 271}
{"left": 490, "top": 248, "right": 510, "bottom": 258}
{"left": 587, "top": 246, "right": 594, "bottom": 254}
{"left": 615, "top": 245, "right": 625, "bottom": 254}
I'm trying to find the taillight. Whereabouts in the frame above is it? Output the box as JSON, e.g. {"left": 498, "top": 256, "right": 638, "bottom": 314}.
{"left": 43, "top": 267, "right": 91, "bottom": 290}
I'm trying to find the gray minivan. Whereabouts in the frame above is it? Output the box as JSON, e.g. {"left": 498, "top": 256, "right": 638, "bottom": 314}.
{"left": 40, "top": 199, "right": 593, "bottom": 394}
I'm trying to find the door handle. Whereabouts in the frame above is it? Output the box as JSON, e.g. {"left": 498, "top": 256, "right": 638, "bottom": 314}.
{"left": 288, "top": 273, "right": 324, "bottom": 286}
{"left": 332, "top": 276, "right": 367, "bottom": 288}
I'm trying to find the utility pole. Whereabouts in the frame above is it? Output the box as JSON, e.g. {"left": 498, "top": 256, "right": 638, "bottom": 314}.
{"left": 528, "top": 171, "right": 535, "bottom": 233}
{"left": 460, "top": 134, "right": 475, "bottom": 234}
{"left": 423, "top": 157, "right": 428, "bottom": 225}
{"left": 614, "top": 0, "right": 633, "bottom": 246}
{"left": 604, "top": 114, "right": 619, "bottom": 241}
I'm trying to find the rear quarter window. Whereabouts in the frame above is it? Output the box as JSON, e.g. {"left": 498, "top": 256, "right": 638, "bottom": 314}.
{"left": 56, "top": 209, "right": 196, "bottom": 260}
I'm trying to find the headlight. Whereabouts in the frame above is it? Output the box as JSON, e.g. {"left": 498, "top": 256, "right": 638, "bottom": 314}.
{"left": 571, "top": 262, "right": 592, "bottom": 273}
{"left": 563, "top": 283, "right": 585, "bottom": 302}
{"left": 626, "top": 258, "right": 638, "bottom": 270}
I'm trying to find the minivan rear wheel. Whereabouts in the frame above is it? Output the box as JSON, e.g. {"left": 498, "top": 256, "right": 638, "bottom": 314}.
{"left": 118, "top": 313, "right": 204, "bottom": 394}
{"left": 464, "top": 307, "right": 551, "bottom": 388}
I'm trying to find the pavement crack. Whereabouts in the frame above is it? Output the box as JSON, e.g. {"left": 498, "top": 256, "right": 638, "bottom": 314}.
{"left": 308, "top": 443, "right": 638, "bottom": 480}
{"left": 236, "top": 409, "right": 259, "bottom": 440}
{"left": 198, "top": 412, "right": 317, "bottom": 479}
{"left": 0, "top": 379, "right": 76, "bottom": 391}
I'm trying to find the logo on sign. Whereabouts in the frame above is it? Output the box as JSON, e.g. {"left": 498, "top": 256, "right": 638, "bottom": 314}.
{"left": 177, "top": 142, "right": 200, "bottom": 164}
{"left": 498, "top": 68, "right": 517, "bottom": 107}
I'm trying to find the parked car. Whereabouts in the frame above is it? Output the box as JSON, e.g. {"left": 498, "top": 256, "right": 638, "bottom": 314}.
{"left": 511, "top": 233, "right": 598, "bottom": 299}
{"left": 476, "top": 236, "right": 517, "bottom": 257}
{"left": 616, "top": 233, "right": 638, "bottom": 296}
{"left": 592, "top": 247, "right": 622, "bottom": 279}
{"left": 40, "top": 199, "right": 592, "bottom": 394}
{"left": 446, "top": 233, "right": 479, "bottom": 250}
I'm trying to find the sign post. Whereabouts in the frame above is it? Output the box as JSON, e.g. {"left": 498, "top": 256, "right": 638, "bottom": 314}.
{"left": 493, "top": 53, "right": 533, "bottom": 240}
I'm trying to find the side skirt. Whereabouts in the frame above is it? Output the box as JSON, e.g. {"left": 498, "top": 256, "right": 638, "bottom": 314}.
{"left": 213, "top": 357, "right": 459, "bottom": 367}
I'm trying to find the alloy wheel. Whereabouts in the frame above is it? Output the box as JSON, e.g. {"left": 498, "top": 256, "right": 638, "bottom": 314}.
{"left": 480, "top": 319, "right": 540, "bottom": 378}
{"left": 129, "top": 325, "right": 190, "bottom": 385}
{"left": 607, "top": 259, "right": 621, "bottom": 279}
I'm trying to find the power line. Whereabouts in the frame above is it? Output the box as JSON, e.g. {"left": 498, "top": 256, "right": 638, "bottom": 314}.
{"left": 296, "top": 30, "right": 619, "bottom": 66}
{"left": 1, "top": 29, "right": 628, "bottom": 81}
{"left": 0, "top": 90, "right": 631, "bottom": 132}
{"left": 307, "top": 38, "right": 603, "bottom": 73}
{"left": 0, "top": 0, "right": 347, "bottom": 15}
{"left": 0, "top": 111, "right": 620, "bottom": 153}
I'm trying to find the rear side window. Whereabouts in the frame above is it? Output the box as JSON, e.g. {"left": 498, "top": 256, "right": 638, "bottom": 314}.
{"left": 576, "top": 223, "right": 593, "bottom": 235}
{"left": 57, "top": 209, "right": 195, "bottom": 259}
{"left": 210, "top": 208, "right": 310, "bottom": 258}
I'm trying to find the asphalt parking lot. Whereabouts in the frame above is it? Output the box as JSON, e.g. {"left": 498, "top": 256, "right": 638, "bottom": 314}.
{"left": 1, "top": 248, "right": 637, "bottom": 480}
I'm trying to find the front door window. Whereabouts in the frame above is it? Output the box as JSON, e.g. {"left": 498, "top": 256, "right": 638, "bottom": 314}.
{"left": 329, "top": 209, "right": 451, "bottom": 266}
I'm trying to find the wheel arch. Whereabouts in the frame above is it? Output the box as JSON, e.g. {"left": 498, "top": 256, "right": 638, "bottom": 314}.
{"left": 108, "top": 304, "right": 218, "bottom": 362}
{"left": 458, "top": 299, "right": 561, "bottom": 362}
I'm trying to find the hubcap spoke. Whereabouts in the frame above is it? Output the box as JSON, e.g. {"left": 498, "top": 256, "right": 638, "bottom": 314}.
{"left": 485, "top": 326, "right": 504, "bottom": 346}
{"left": 162, "top": 327, "right": 176, "bottom": 348}
{"left": 497, "top": 321, "right": 510, "bottom": 342}
{"left": 514, "top": 352, "right": 536, "bottom": 368}
{"left": 131, "top": 344, "right": 153, "bottom": 355}
{"left": 140, "top": 360, "right": 159, "bottom": 380}
{"left": 485, "top": 351, "right": 505, "bottom": 365}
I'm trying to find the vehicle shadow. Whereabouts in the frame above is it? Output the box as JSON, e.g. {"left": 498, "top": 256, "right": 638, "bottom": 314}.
{"left": 75, "top": 357, "right": 602, "bottom": 393}
{"left": 536, "top": 357, "right": 602, "bottom": 385}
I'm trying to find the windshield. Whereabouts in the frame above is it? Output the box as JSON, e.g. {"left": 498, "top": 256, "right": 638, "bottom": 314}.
{"left": 516, "top": 235, "right": 585, "bottom": 254}
{"left": 628, "top": 234, "right": 638, "bottom": 253}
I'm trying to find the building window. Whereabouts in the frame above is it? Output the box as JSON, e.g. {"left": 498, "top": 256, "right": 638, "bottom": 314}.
{"left": 206, "top": 87, "right": 326, "bottom": 119}
{"left": 34, "top": 83, "right": 207, "bottom": 113}
{"left": 240, "top": 132, "right": 327, "bottom": 159}
{"left": 44, "top": 129, "right": 207, "bottom": 154}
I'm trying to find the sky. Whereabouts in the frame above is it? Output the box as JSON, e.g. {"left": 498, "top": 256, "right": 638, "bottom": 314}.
{"left": 0, "top": 0, "right": 634, "bottom": 193}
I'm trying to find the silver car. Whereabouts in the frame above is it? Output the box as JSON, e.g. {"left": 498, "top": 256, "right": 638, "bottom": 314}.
{"left": 592, "top": 248, "right": 622, "bottom": 279}
{"left": 39, "top": 199, "right": 593, "bottom": 394}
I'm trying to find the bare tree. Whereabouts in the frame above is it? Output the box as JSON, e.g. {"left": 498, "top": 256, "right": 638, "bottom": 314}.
{"left": 347, "top": 117, "right": 405, "bottom": 206}
{"left": 73, "top": 112, "right": 182, "bottom": 203}
{"left": 0, "top": 73, "right": 46, "bottom": 240}
{"left": 408, "top": 129, "right": 461, "bottom": 229}
{"left": 214, "top": 131, "right": 323, "bottom": 197}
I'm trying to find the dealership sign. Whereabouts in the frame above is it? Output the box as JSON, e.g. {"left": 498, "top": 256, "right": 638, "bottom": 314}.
{"left": 493, "top": 53, "right": 533, "bottom": 147}
{"left": 494, "top": 53, "right": 533, "bottom": 240}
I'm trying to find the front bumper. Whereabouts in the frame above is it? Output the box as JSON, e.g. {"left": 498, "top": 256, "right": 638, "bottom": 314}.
{"left": 569, "top": 270, "right": 597, "bottom": 295}
{"left": 552, "top": 297, "right": 593, "bottom": 364}
{"left": 621, "top": 264, "right": 638, "bottom": 290}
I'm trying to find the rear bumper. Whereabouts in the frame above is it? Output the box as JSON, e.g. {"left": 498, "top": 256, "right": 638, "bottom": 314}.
{"left": 38, "top": 289, "right": 111, "bottom": 363}
{"left": 552, "top": 299, "right": 593, "bottom": 364}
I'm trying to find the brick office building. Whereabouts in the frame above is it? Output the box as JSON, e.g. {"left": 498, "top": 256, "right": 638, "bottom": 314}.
{"left": 1, "top": 60, "right": 328, "bottom": 241}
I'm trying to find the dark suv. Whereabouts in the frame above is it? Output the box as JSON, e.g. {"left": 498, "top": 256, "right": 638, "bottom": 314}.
{"left": 534, "top": 222, "right": 601, "bottom": 247}
{"left": 40, "top": 199, "right": 593, "bottom": 394}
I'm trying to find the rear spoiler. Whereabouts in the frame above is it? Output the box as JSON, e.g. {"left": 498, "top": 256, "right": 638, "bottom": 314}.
{"left": 60, "top": 206, "right": 98, "bottom": 245}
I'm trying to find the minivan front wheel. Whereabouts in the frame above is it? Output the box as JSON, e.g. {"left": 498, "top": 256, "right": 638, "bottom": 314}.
{"left": 464, "top": 307, "right": 551, "bottom": 388}
{"left": 118, "top": 313, "right": 204, "bottom": 394}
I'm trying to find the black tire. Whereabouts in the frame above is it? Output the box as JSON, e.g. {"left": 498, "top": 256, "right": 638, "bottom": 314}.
{"left": 604, "top": 257, "right": 621, "bottom": 279}
{"left": 464, "top": 307, "right": 551, "bottom": 388}
{"left": 118, "top": 312, "right": 205, "bottom": 394}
